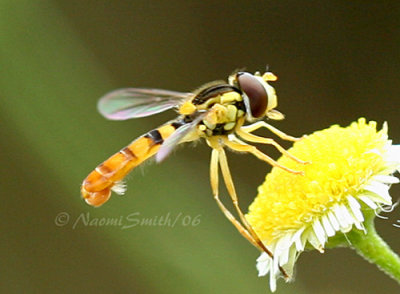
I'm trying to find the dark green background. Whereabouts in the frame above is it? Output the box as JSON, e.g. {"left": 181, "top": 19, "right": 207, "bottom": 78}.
{"left": 1, "top": 1, "right": 399, "bottom": 293}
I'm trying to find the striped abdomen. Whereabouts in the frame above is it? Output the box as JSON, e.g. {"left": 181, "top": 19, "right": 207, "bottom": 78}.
{"left": 81, "top": 124, "right": 177, "bottom": 207}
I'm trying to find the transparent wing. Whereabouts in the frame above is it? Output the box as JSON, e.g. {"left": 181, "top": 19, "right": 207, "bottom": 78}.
{"left": 156, "top": 112, "right": 207, "bottom": 162}
{"left": 97, "top": 88, "right": 192, "bottom": 120}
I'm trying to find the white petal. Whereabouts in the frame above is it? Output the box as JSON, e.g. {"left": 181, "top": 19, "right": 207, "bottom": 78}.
{"left": 347, "top": 195, "right": 364, "bottom": 222}
{"left": 382, "top": 121, "right": 388, "bottom": 134}
{"left": 284, "top": 246, "right": 299, "bottom": 279}
{"left": 364, "top": 181, "right": 392, "bottom": 204}
{"left": 333, "top": 204, "right": 350, "bottom": 230}
{"left": 256, "top": 251, "right": 269, "bottom": 263}
{"left": 321, "top": 215, "right": 335, "bottom": 237}
{"left": 308, "top": 229, "right": 324, "bottom": 252}
{"left": 386, "top": 145, "right": 400, "bottom": 165}
{"left": 273, "top": 254, "right": 280, "bottom": 275}
{"left": 365, "top": 148, "right": 382, "bottom": 156}
{"left": 359, "top": 195, "right": 378, "bottom": 209}
{"left": 353, "top": 219, "right": 365, "bottom": 232}
{"left": 275, "top": 233, "right": 292, "bottom": 255}
{"left": 279, "top": 250, "right": 289, "bottom": 267}
{"left": 292, "top": 227, "right": 306, "bottom": 251}
{"left": 312, "top": 219, "right": 326, "bottom": 246}
{"left": 256, "top": 252, "right": 271, "bottom": 277}
{"left": 373, "top": 175, "right": 400, "bottom": 184}
{"left": 327, "top": 211, "right": 340, "bottom": 231}
{"left": 275, "top": 234, "right": 292, "bottom": 266}
{"left": 339, "top": 204, "right": 356, "bottom": 225}
{"left": 300, "top": 229, "right": 310, "bottom": 251}
{"left": 269, "top": 267, "right": 277, "bottom": 292}
{"left": 368, "top": 192, "right": 393, "bottom": 206}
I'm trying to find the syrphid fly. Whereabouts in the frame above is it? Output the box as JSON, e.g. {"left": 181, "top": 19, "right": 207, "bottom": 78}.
{"left": 81, "top": 69, "right": 307, "bottom": 279}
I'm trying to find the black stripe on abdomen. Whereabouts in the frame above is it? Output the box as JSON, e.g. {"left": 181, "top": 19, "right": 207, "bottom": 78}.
{"left": 120, "top": 146, "right": 137, "bottom": 159}
{"left": 145, "top": 129, "right": 164, "bottom": 145}
{"left": 171, "top": 120, "right": 186, "bottom": 130}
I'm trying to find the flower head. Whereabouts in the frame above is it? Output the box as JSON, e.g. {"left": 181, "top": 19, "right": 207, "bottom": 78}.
{"left": 246, "top": 118, "right": 400, "bottom": 291}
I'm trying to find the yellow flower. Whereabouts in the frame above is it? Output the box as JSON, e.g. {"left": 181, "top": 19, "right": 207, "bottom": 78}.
{"left": 246, "top": 118, "right": 400, "bottom": 291}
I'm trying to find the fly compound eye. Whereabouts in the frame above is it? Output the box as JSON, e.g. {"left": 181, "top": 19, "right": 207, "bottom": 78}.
{"left": 237, "top": 72, "right": 268, "bottom": 118}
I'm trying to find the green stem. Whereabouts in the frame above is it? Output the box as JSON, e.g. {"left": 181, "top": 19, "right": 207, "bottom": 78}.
{"left": 346, "top": 214, "right": 400, "bottom": 284}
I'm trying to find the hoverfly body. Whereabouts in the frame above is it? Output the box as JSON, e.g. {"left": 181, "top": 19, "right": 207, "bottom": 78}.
{"left": 81, "top": 69, "right": 307, "bottom": 279}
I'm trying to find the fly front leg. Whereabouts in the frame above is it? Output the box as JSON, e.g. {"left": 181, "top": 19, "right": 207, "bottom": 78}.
{"left": 209, "top": 148, "right": 258, "bottom": 249}
{"left": 223, "top": 139, "right": 304, "bottom": 175}
{"left": 241, "top": 121, "right": 301, "bottom": 141}
{"left": 217, "top": 149, "right": 275, "bottom": 257}
{"left": 235, "top": 129, "right": 309, "bottom": 165}
{"left": 218, "top": 148, "right": 253, "bottom": 228}
{"left": 216, "top": 147, "right": 289, "bottom": 279}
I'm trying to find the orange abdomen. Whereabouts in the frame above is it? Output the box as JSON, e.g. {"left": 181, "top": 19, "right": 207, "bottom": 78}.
{"left": 81, "top": 124, "right": 176, "bottom": 207}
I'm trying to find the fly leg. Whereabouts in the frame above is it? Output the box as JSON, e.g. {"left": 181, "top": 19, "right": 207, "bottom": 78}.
{"left": 210, "top": 149, "right": 258, "bottom": 248}
{"left": 240, "top": 121, "right": 301, "bottom": 141}
{"left": 235, "top": 129, "right": 308, "bottom": 165}
{"left": 223, "top": 139, "right": 304, "bottom": 175}
{"left": 215, "top": 147, "right": 289, "bottom": 279}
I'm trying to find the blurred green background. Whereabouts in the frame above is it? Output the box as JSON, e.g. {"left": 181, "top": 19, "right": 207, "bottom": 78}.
{"left": 1, "top": 1, "right": 399, "bottom": 293}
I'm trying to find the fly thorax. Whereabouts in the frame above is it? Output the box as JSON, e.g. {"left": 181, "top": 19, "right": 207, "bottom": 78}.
{"left": 199, "top": 101, "right": 245, "bottom": 137}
